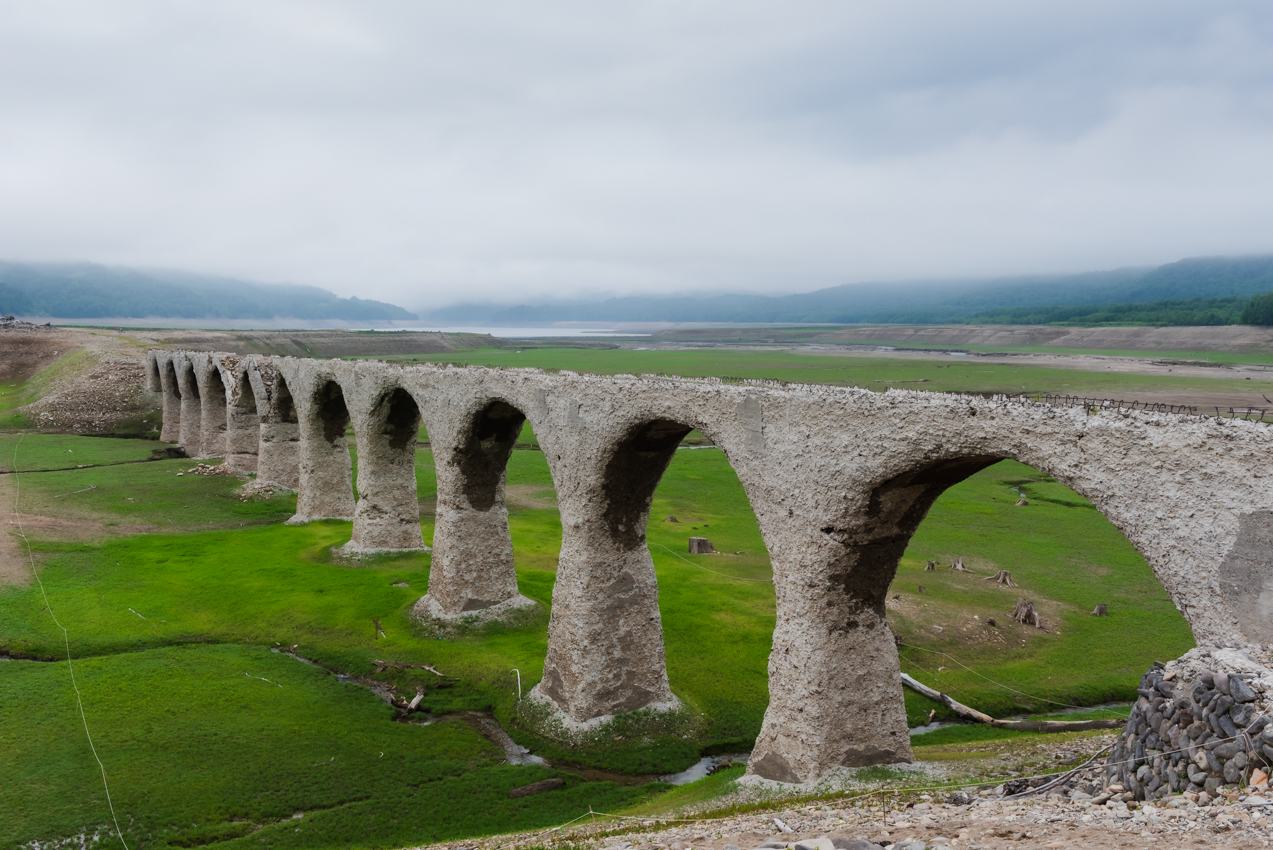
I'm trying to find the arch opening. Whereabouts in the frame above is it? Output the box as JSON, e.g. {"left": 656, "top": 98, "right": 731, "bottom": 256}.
{"left": 601, "top": 418, "right": 693, "bottom": 549}
{"left": 875, "top": 456, "right": 1194, "bottom": 723}
{"left": 459, "top": 400, "right": 527, "bottom": 511}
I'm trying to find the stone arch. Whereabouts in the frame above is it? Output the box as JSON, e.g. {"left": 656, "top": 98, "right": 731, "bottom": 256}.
{"left": 225, "top": 367, "right": 263, "bottom": 473}
{"left": 294, "top": 377, "right": 356, "bottom": 522}
{"left": 348, "top": 385, "right": 426, "bottom": 552}
{"left": 420, "top": 397, "right": 540, "bottom": 617}
{"left": 258, "top": 372, "right": 300, "bottom": 488}
{"left": 535, "top": 414, "right": 746, "bottom": 724}
{"left": 745, "top": 436, "right": 1210, "bottom": 784}
{"left": 175, "top": 357, "right": 203, "bottom": 456}
{"left": 158, "top": 357, "right": 182, "bottom": 444}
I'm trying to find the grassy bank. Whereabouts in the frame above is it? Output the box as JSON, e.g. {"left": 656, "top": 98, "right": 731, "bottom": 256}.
{"left": 385, "top": 346, "right": 1273, "bottom": 401}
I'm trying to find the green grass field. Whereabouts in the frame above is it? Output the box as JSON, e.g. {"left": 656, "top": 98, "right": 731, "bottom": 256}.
{"left": 0, "top": 344, "right": 1208, "bottom": 849}
{"left": 380, "top": 346, "right": 1273, "bottom": 402}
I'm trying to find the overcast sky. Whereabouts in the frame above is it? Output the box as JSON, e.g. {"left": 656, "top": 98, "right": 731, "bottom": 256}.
{"left": 1, "top": 2, "right": 1272, "bottom": 309}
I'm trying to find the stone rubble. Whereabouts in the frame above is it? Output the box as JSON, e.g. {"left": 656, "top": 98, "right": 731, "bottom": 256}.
{"left": 1102, "top": 652, "right": 1273, "bottom": 801}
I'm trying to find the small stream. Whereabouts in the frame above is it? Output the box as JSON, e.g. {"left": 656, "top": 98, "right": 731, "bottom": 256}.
{"left": 273, "top": 649, "right": 731, "bottom": 786}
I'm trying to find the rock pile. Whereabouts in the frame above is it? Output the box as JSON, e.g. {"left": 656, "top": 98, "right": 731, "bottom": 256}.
{"left": 0, "top": 315, "right": 54, "bottom": 331}
{"left": 1104, "top": 649, "right": 1273, "bottom": 802}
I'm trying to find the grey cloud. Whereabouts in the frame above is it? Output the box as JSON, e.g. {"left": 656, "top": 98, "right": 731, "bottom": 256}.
{"left": 0, "top": 1, "right": 1271, "bottom": 310}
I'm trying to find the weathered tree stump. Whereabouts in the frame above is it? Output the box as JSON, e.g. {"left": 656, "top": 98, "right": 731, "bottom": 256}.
{"left": 924, "top": 560, "right": 937, "bottom": 571}
{"left": 950, "top": 556, "right": 970, "bottom": 571}
{"left": 665, "top": 515, "right": 679, "bottom": 523}
{"left": 917, "top": 585, "right": 926, "bottom": 594}
{"left": 1090, "top": 603, "right": 1108, "bottom": 616}
{"left": 1015, "top": 497, "right": 1029, "bottom": 506}
{"left": 1011, "top": 598, "right": 1042, "bottom": 628}
{"left": 984, "top": 570, "right": 1017, "bottom": 586}
{"left": 688, "top": 537, "right": 715, "bottom": 554}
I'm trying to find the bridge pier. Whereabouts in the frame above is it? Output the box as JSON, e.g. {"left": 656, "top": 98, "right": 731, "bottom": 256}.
{"left": 196, "top": 361, "right": 229, "bottom": 460}
{"left": 175, "top": 357, "right": 204, "bottom": 457}
{"left": 418, "top": 399, "right": 534, "bottom": 617}
{"left": 157, "top": 357, "right": 182, "bottom": 444}
{"left": 528, "top": 417, "right": 688, "bottom": 723}
{"left": 348, "top": 387, "right": 426, "bottom": 552}
{"left": 257, "top": 373, "right": 300, "bottom": 489}
{"left": 293, "top": 378, "right": 356, "bottom": 522}
{"left": 225, "top": 369, "right": 261, "bottom": 473}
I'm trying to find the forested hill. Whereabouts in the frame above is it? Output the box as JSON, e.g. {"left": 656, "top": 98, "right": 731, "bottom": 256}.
{"left": 423, "top": 255, "right": 1273, "bottom": 326}
{"left": 0, "top": 262, "right": 416, "bottom": 321}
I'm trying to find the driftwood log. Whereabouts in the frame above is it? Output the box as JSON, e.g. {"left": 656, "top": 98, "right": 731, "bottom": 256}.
{"left": 688, "top": 537, "right": 715, "bottom": 554}
{"left": 900, "top": 673, "right": 1122, "bottom": 732}
{"left": 509, "top": 778, "right": 565, "bottom": 798}
{"left": 1012, "top": 598, "right": 1042, "bottom": 627}
{"left": 984, "top": 570, "right": 1017, "bottom": 586}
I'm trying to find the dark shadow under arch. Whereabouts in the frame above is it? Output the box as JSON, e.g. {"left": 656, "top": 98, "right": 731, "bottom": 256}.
{"left": 458, "top": 400, "right": 528, "bottom": 511}
{"left": 601, "top": 419, "right": 695, "bottom": 550}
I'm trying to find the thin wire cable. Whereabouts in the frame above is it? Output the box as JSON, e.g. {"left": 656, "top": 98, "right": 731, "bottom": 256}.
{"left": 10, "top": 433, "right": 131, "bottom": 850}
{"left": 900, "top": 643, "right": 1131, "bottom": 718}
{"left": 652, "top": 542, "right": 772, "bottom": 582}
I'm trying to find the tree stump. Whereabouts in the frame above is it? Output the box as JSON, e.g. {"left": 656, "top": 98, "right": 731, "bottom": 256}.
{"left": 984, "top": 570, "right": 1017, "bottom": 586}
{"left": 924, "top": 560, "right": 937, "bottom": 571}
{"left": 688, "top": 537, "right": 715, "bottom": 554}
{"left": 917, "top": 585, "right": 926, "bottom": 594}
{"left": 665, "top": 515, "right": 679, "bottom": 522}
{"left": 1015, "top": 497, "right": 1029, "bottom": 506}
{"left": 950, "top": 556, "right": 970, "bottom": 571}
{"left": 1011, "top": 598, "right": 1042, "bottom": 628}
{"left": 1090, "top": 603, "right": 1108, "bottom": 617}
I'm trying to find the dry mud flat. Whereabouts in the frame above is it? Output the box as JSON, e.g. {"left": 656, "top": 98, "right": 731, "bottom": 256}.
{"left": 420, "top": 794, "right": 1272, "bottom": 850}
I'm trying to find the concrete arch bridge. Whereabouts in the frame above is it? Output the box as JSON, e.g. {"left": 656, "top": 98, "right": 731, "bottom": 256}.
{"left": 146, "top": 348, "right": 1273, "bottom": 784}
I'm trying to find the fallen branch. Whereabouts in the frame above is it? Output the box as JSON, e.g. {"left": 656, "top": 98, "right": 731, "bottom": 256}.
{"left": 372, "top": 659, "right": 450, "bottom": 677}
{"left": 900, "top": 673, "right": 1123, "bottom": 732}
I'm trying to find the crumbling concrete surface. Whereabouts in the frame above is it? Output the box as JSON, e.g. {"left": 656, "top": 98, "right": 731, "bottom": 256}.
{"left": 148, "top": 348, "right": 1273, "bottom": 785}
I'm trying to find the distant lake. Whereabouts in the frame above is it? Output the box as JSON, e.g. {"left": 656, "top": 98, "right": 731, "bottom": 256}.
{"left": 365, "top": 326, "right": 650, "bottom": 338}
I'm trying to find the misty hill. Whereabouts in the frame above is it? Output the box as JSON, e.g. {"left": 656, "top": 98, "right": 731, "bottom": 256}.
{"left": 423, "top": 255, "right": 1273, "bottom": 326}
{"left": 0, "top": 262, "right": 416, "bottom": 321}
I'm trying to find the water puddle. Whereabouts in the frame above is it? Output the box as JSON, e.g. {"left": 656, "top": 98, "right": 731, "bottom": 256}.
{"left": 658, "top": 753, "right": 750, "bottom": 784}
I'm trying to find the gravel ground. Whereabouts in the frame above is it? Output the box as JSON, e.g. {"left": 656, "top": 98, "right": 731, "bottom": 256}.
{"left": 419, "top": 788, "right": 1272, "bottom": 850}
